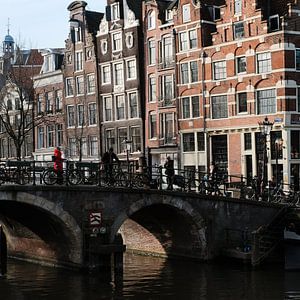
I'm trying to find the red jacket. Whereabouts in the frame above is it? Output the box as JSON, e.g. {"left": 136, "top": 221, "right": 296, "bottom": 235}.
{"left": 54, "top": 148, "right": 63, "bottom": 172}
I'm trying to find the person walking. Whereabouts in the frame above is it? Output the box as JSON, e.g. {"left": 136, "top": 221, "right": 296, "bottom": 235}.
{"left": 101, "top": 148, "right": 119, "bottom": 182}
{"left": 164, "top": 156, "right": 174, "bottom": 190}
{"left": 53, "top": 147, "right": 63, "bottom": 184}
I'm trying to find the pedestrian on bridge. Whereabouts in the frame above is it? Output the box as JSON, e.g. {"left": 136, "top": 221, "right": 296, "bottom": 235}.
{"left": 53, "top": 147, "right": 63, "bottom": 184}
{"left": 102, "top": 148, "right": 119, "bottom": 182}
{"left": 164, "top": 156, "right": 174, "bottom": 190}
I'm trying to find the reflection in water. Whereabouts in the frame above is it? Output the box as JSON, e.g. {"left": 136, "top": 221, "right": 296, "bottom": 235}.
{"left": 0, "top": 255, "right": 297, "bottom": 299}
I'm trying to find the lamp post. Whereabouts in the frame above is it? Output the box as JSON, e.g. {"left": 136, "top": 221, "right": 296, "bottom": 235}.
{"left": 258, "top": 117, "right": 273, "bottom": 192}
{"left": 275, "top": 137, "right": 283, "bottom": 188}
{"left": 123, "top": 139, "right": 132, "bottom": 172}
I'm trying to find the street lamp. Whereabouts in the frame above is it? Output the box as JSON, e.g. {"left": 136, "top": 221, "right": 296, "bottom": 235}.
{"left": 275, "top": 137, "right": 283, "bottom": 188}
{"left": 258, "top": 117, "right": 273, "bottom": 192}
{"left": 123, "top": 139, "right": 132, "bottom": 172}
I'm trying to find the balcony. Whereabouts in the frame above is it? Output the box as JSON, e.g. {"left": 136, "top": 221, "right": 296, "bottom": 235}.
{"left": 159, "top": 134, "right": 177, "bottom": 146}
{"left": 158, "top": 56, "right": 175, "bottom": 70}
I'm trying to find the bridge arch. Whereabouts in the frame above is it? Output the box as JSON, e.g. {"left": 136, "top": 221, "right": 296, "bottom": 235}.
{"left": 0, "top": 193, "right": 82, "bottom": 267}
{"left": 111, "top": 196, "right": 208, "bottom": 259}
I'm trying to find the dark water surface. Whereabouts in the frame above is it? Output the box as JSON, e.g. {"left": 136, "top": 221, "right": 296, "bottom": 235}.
{"left": 0, "top": 254, "right": 299, "bottom": 299}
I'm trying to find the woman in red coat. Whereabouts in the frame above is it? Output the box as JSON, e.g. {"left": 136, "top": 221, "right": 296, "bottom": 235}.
{"left": 53, "top": 147, "right": 63, "bottom": 183}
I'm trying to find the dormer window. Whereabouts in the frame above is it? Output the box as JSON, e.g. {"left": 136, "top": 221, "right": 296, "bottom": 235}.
{"left": 44, "top": 55, "right": 52, "bottom": 72}
{"left": 148, "top": 10, "right": 155, "bottom": 30}
{"left": 111, "top": 3, "right": 120, "bottom": 21}
{"left": 166, "top": 9, "right": 173, "bottom": 22}
{"left": 182, "top": 4, "right": 191, "bottom": 23}
{"left": 269, "top": 15, "right": 279, "bottom": 32}
{"left": 234, "top": 0, "right": 242, "bottom": 15}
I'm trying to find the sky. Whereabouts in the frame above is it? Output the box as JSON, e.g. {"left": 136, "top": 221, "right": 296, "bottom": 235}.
{"left": 0, "top": 0, "right": 106, "bottom": 49}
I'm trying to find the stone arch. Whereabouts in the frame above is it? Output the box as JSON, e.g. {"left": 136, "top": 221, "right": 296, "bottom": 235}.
{"left": 110, "top": 196, "right": 208, "bottom": 259}
{"left": 0, "top": 193, "right": 82, "bottom": 266}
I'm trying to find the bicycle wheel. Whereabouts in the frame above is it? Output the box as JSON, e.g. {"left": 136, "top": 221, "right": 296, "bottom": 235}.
{"left": 0, "top": 168, "right": 7, "bottom": 184}
{"left": 67, "top": 170, "right": 82, "bottom": 185}
{"left": 43, "top": 170, "right": 58, "bottom": 185}
{"left": 115, "top": 172, "right": 128, "bottom": 187}
{"left": 13, "top": 169, "right": 30, "bottom": 185}
{"left": 131, "top": 174, "right": 144, "bottom": 188}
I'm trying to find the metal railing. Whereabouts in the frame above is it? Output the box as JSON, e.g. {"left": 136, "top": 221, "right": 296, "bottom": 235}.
{"left": 0, "top": 159, "right": 298, "bottom": 206}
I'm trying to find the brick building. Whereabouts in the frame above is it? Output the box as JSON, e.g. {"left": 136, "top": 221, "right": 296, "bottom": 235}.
{"left": 143, "top": 0, "right": 300, "bottom": 186}
{"left": 96, "top": 0, "right": 145, "bottom": 163}
{"left": 63, "top": 1, "right": 103, "bottom": 161}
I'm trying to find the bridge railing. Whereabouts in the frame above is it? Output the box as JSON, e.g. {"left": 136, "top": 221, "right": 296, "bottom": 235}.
{"left": 0, "top": 160, "right": 299, "bottom": 206}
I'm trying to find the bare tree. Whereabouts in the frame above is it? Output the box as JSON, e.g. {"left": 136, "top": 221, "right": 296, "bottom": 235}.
{"left": 0, "top": 47, "right": 56, "bottom": 160}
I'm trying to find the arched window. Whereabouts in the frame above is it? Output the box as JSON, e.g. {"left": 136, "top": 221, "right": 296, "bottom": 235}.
{"left": 148, "top": 10, "right": 155, "bottom": 30}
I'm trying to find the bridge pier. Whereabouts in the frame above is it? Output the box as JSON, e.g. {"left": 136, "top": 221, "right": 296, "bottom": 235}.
{"left": 0, "top": 225, "right": 7, "bottom": 275}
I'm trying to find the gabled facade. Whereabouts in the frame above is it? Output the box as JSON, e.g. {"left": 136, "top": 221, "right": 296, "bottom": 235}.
{"left": 63, "top": 1, "right": 103, "bottom": 161}
{"left": 143, "top": 0, "right": 178, "bottom": 168}
{"left": 33, "top": 48, "right": 65, "bottom": 161}
{"left": 96, "top": 0, "right": 144, "bottom": 163}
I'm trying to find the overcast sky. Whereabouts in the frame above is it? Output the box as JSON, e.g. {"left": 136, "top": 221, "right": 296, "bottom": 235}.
{"left": 0, "top": 0, "right": 106, "bottom": 49}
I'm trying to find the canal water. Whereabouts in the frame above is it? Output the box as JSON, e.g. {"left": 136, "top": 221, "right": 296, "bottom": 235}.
{"left": 0, "top": 254, "right": 299, "bottom": 299}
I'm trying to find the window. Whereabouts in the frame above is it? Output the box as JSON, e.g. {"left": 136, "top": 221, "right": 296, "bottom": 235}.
{"left": 234, "top": 0, "right": 242, "bottom": 15}
{"left": 236, "top": 56, "right": 246, "bottom": 73}
{"left": 182, "top": 96, "right": 199, "bottom": 119}
{"left": 112, "top": 32, "right": 122, "bottom": 52}
{"left": 106, "top": 129, "right": 115, "bottom": 150}
{"left": 47, "top": 125, "right": 55, "bottom": 148}
{"left": 129, "top": 92, "right": 138, "bottom": 118}
{"left": 148, "top": 10, "right": 155, "bottom": 30}
{"left": 75, "top": 51, "right": 83, "bottom": 71}
{"left": 237, "top": 92, "right": 247, "bottom": 113}
{"left": 189, "top": 30, "right": 197, "bottom": 49}
{"left": 183, "top": 133, "right": 195, "bottom": 152}
{"left": 149, "top": 112, "right": 157, "bottom": 139}
{"left": 212, "top": 95, "right": 228, "bottom": 119}
{"left": 166, "top": 9, "right": 173, "bottom": 21}
{"left": 148, "top": 39, "right": 156, "bottom": 65}
{"left": 37, "top": 94, "right": 42, "bottom": 114}
{"left": 56, "top": 124, "right": 63, "bottom": 146}
{"left": 66, "top": 78, "right": 74, "bottom": 96}
{"left": 118, "top": 128, "right": 128, "bottom": 153}
{"left": 298, "top": 87, "right": 300, "bottom": 112}
{"left": 257, "top": 89, "right": 276, "bottom": 114}
{"left": 160, "top": 75, "right": 173, "bottom": 101}
{"left": 81, "top": 137, "right": 87, "bottom": 157}
{"left": 104, "top": 97, "right": 112, "bottom": 121}
{"left": 126, "top": 59, "right": 136, "bottom": 80}
{"left": 296, "top": 49, "right": 300, "bottom": 70}
{"left": 161, "top": 35, "right": 173, "bottom": 66}
{"left": 244, "top": 133, "right": 252, "bottom": 150}
{"left": 76, "top": 76, "right": 84, "bottom": 95}
{"left": 182, "top": 4, "right": 191, "bottom": 23}
{"left": 197, "top": 132, "right": 205, "bottom": 151}
{"left": 67, "top": 106, "right": 75, "bottom": 127}
{"left": 114, "top": 63, "right": 124, "bottom": 86}
{"left": 160, "top": 113, "right": 174, "bottom": 143}
{"left": 55, "top": 90, "right": 62, "bottom": 111}
{"left": 181, "top": 61, "right": 198, "bottom": 84}
{"left": 116, "top": 95, "right": 125, "bottom": 120}
{"left": 88, "top": 103, "right": 97, "bottom": 125}
{"left": 45, "top": 92, "right": 52, "bottom": 112}
{"left": 131, "top": 127, "right": 141, "bottom": 152}
{"left": 149, "top": 76, "right": 156, "bottom": 102}
{"left": 102, "top": 65, "right": 111, "bottom": 84}
{"left": 111, "top": 3, "right": 120, "bottom": 21}
{"left": 257, "top": 52, "right": 271, "bottom": 73}
{"left": 234, "top": 22, "right": 244, "bottom": 39}
{"left": 69, "top": 138, "right": 77, "bottom": 156}
{"left": 269, "top": 15, "right": 279, "bottom": 31}
{"left": 37, "top": 127, "right": 44, "bottom": 149}
{"left": 72, "top": 26, "right": 82, "bottom": 43}
{"left": 87, "top": 74, "right": 95, "bottom": 94}
{"left": 179, "top": 32, "right": 188, "bottom": 51}
{"left": 213, "top": 61, "right": 226, "bottom": 80}
{"left": 208, "top": 5, "right": 220, "bottom": 20}
{"left": 89, "top": 136, "right": 98, "bottom": 156}
{"left": 77, "top": 104, "right": 85, "bottom": 126}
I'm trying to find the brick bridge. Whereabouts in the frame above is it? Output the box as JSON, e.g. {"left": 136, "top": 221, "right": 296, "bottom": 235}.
{"left": 0, "top": 185, "right": 287, "bottom": 271}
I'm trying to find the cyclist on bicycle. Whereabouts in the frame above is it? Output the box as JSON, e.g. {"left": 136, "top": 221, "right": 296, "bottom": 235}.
{"left": 101, "top": 148, "right": 119, "bottom": 182}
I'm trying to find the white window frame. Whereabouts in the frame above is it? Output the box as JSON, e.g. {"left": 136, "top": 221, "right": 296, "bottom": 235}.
{"left": 115, "top": 94, "right": 126, "bottom": 120}
{"left": 213, "top": 60, "right": 226, "bottom": 80}
{"left": 182, "top": 4, "right": 191, "bottom": 23}
{"left": 126, "top": 59, "right": 137, "bottom": 80}
{"left": 113, "top": 62, "right": 124, "bottom": 86}
{"left": 67, "top": 105, "right": 75, "bottom": 127}
{"left": 103, "top": 96, "right": 113, "bottom": 122}
{"left": 256, "top": 88, "right": 276, "bottom": 115}
{"left": 211, "top": 94, "right": 228, "bottom": 119}
{"left": 234, "top": 0, "right": 242, "bottom": 15}
{"left": 236, "top": 56, "right": 247, "bottom": 74}
{"left": 87, "top": 73, "right": 95, "bottom": 94}
{"left": 181, "top": 95, "right": 200, "bottom": 119}
{"left": 77, "top": 104, "right": 85, "bottom": 126}
{"left": 148, "top": 39, "right": 156, "bottom": 65}
{"left": 76, "top": 75, "right": 84, "bottom": 95}
{"left": 128, "top": 91, "right": 138, "bottom": 119}
{"left": 256, "top": 52, "right": 272, "bottom": 74}
{"left": 111, "top": 3, "right": 120, "bottom": 21}
{"left": 180, "top": 61, "right": 198, "bottom": 84}
{"left": 148, "top": 10, "right": 155, "bottom": 30}
{"left": 65, "top": 77, "right": 74, "bottom": 97}
{"left": 112, "top": 32, "right": 122, "bottom": 52}
{"left": 75, "top": 51, "right": 83, "bottom": 71}
{"left": 149, "top": 75, "right": 156, "bottom": 103}
{"left": 101, "top": 64, "right": 111, "bottom": 85}
{"left": 88, "top": 103, "right": 97, "bottom": 126}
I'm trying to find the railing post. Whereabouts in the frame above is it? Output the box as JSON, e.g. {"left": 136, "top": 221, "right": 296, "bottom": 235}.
{"left": 158, "top": 166, "right": 163, "bottom": 190}
{"left": 32, "top": 160, "right": 36, "bottom": 186}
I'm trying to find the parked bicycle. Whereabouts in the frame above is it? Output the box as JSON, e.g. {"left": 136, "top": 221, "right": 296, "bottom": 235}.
{"left": 0, "top": 162, "right": 31, "bottom": 185}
